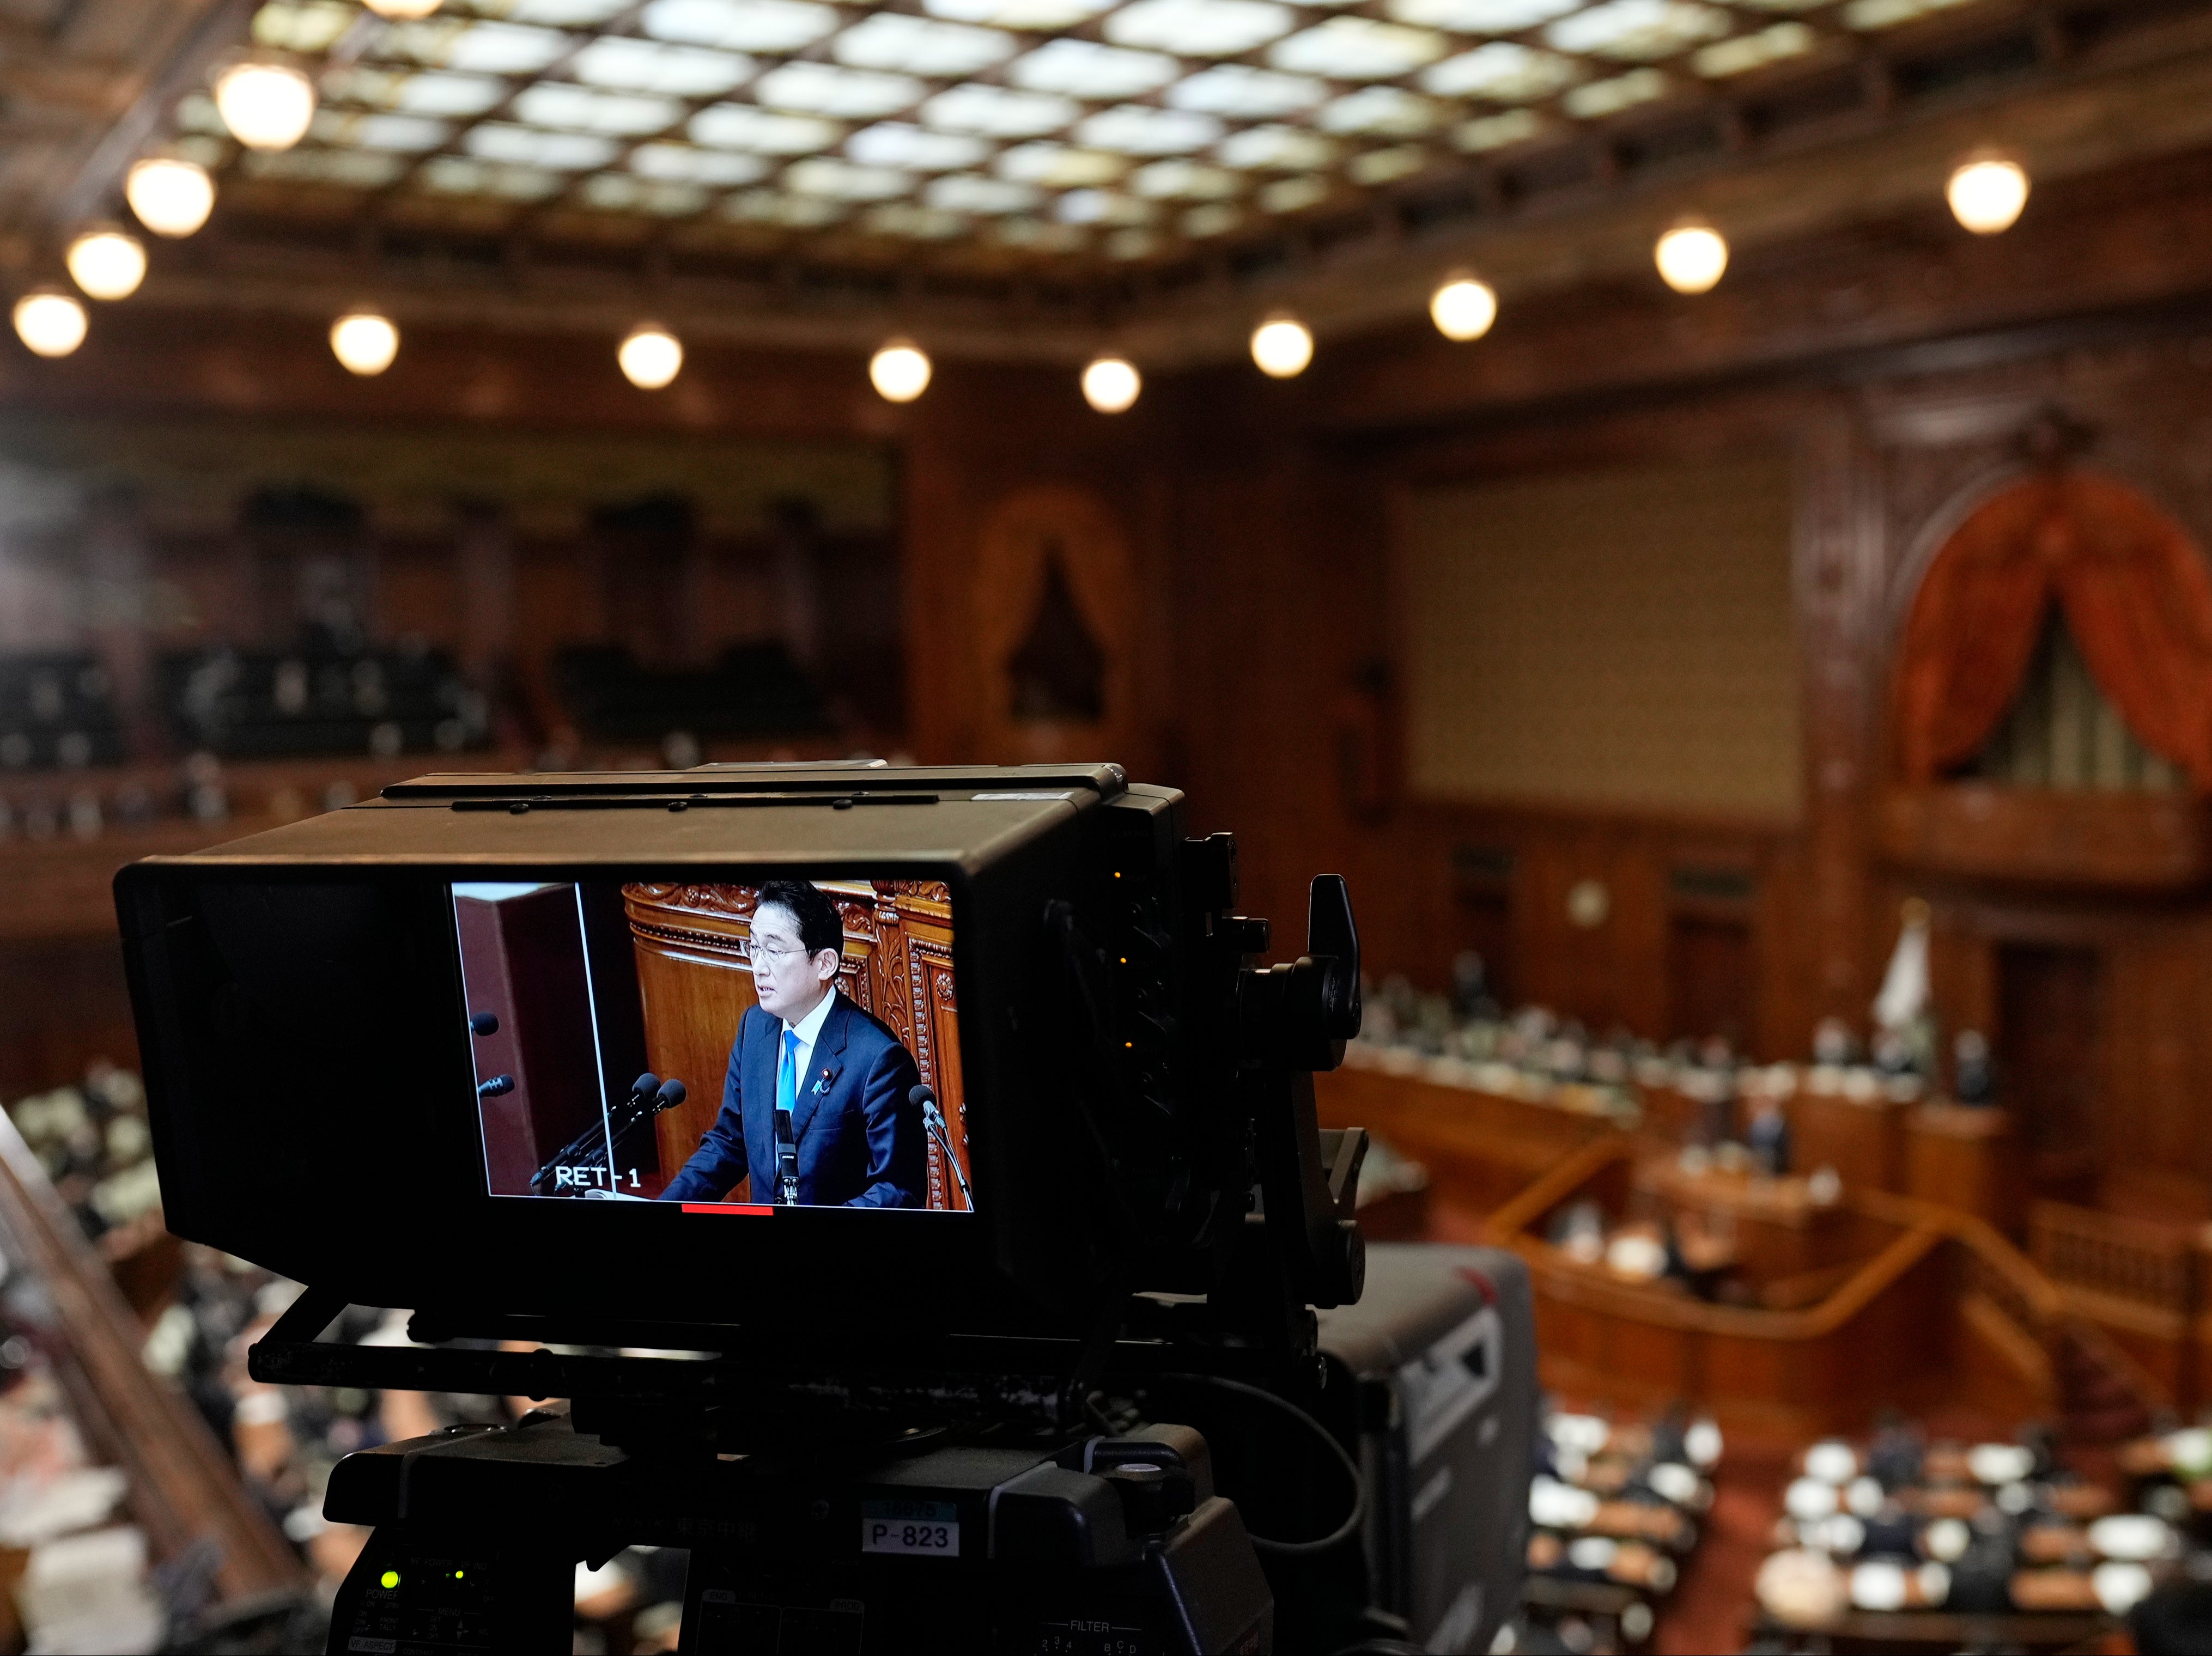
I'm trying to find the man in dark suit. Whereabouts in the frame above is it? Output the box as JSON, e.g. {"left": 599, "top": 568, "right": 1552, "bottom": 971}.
{"left": 659, "top": 879, "right": 926, "bottom": 1209}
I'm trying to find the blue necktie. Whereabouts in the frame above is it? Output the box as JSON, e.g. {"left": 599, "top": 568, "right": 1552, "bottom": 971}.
{"left": 774, "top": 1028, "right": 801, "bottom": 1203}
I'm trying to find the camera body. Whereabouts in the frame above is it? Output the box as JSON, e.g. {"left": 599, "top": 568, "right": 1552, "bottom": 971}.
{"left": 114, "top": 762, "right": 1364, "bottom": 1356}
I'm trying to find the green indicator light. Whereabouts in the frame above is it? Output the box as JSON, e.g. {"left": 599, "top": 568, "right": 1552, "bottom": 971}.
{"left": 454, "top": 1570, "right": 465, "bottom": 1580}
{"left": 380, "top": 1570, "right": 400, "bottom": 1590}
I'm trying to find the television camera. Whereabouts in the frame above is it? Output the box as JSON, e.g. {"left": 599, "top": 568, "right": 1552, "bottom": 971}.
{"left": 115, "top": 762, "right": 1529, "bottom": 1654}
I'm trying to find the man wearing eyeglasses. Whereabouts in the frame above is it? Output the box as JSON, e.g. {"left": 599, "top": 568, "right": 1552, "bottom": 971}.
{"left": 659, "top": 879, "right": 926, "bottom": 1208}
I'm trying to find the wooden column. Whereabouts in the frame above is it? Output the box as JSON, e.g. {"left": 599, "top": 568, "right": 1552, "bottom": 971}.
{"left": 81, "top": 484, "right": 159, "bottom": 760}
{"left": 453, "top": 498, "right": 516, "bottom": 691}
{"left": 1795, "top": 405, "right": 1887, "bottom": 1044}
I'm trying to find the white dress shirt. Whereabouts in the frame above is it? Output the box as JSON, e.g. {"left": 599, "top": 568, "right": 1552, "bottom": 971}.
{"left": 779, "top": 986, "right": 839, "bottom": 1109}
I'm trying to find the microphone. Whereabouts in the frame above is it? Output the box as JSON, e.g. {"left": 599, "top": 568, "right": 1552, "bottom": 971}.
{"left": 476, "top": 1075, "right": 514, "bottom": 1099}
{"left": 909, "top": 1085, "right": 973, "bottom": 1211}
{"left": 469, "top": 1012, "right": 499, "bottom": 1037}
{"left": 528, "top": 1073, "right": 670, "bottom": 1192}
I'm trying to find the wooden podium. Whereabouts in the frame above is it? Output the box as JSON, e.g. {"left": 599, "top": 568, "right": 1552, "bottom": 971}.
{"left": 621, "top": 881, "right": 971, "bottom": 1208}
{"left": 1906, "top": 1103, "right": 2022, "bottom": 1237}
{"left": 1791, "top": 1091, "right": 1909, "bottom": 1194}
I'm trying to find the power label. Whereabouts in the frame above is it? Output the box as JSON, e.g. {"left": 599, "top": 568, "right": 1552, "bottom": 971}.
{"left": 859, "top": 1499, "right": 959, "bottom": 1557}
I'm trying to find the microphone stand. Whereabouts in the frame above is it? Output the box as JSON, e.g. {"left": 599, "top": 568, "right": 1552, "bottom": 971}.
{"left": 532, "top": 1077, "right": 686, "bottom": 1193}
{"left": 914, "top": 1087, "right": 973, "bottom": 1210}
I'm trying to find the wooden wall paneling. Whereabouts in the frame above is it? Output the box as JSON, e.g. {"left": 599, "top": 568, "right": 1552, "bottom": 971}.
{"left": 623, "top": 884, "right": 763, "bottom": 1196}
{"left": 0, "top": 939, "right": 139, "bottom": 1101}
{"left": 969, "top": 483, "right": 1137, "bottom": 766}
{"left": 899, "top": 361, "right": 1175, "bottom": 781}
{"left": 512, "top": 533, "right": 594, "bottom": 742}
{"left": 376, "top": 532, "right": 465, "bottom": 654}
{"left": 2105, "top": 926, "right": 2210, "bottom": 1194}
{"left": 1666, "top": 914, "right": 1754, "bottom": 1048}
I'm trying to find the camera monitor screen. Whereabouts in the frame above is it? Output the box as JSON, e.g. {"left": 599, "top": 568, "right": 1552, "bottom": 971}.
{"left": 452, "top": 876, "right": 970, "bottom": 1215}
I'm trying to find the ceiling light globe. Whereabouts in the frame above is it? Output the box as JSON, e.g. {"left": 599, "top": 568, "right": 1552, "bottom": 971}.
{"left": 65, "top": 230, "right": 147, "bottom": 302}
{"left": 13, "top": 290, "right": 88, "bottom": 359}
{"left": 1655, "top": 223, "right": 1728, "bottom": 295}
{"left": 331, "top": 311, "right": 400, "bottom": 376}
{"left": 1947, "top": 157, "right": 2029, "bottom": 235}
{"left": 618, "top": 325, "right": 683, "bottom": 390}
{"left": 1430, "top": 276, "right": 1497, "bottom": 342}
{"left": 125, "top": 158, "right": 215, "bottom": 238}
{"left": 362, "top": 0, "right": 444, "bottom": 16}
{"left": 870, "top": 340, "right": 932, "bottom": 403}
{"left": 214, "top": 62, "right": 318, "bottom": 152}
{"left": 1081, "top": 356, "right": 1141, "bottom": 414}
{"left": 1250, "top": 316, "right": 1313, "bottom": 379}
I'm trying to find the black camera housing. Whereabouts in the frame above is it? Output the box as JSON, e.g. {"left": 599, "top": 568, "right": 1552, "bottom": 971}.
{"left": 116, "top": 763, "right": 1363, "bottom": 1355}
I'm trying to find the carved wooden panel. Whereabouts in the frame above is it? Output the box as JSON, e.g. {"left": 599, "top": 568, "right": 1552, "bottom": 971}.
{"left": 620, "top": 880, "right": 968, "bottom": 1207}
{"left": 970, "top": 484, "right": 1136, "bottom": 767}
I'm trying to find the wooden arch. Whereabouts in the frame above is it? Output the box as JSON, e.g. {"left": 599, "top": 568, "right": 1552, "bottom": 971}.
{"left": 970, "top": 484, "right": 1136, "bottom": 765}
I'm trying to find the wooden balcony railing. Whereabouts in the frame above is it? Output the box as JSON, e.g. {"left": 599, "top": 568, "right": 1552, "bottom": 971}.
{"left": 2030, "top": 1200, "right": 2197, "bottom": 1315}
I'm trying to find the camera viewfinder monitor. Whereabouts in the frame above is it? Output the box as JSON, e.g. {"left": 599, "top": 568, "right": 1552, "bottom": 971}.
{"left": 114, "top": 764, "right": 1227, "bottom": 1346}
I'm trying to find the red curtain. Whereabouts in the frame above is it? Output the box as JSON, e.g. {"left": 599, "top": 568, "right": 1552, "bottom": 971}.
{"left": 1894, "top": 471, "right": 2212, "bottom": 792}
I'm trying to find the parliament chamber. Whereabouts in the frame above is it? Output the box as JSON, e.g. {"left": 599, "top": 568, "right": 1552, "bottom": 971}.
{"left": 7, "top": 0, "right": 2212, "bottom": 1646}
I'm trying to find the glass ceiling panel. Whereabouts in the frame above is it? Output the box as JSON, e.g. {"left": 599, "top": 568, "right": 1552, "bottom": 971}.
{"left": 323, "top": 66, "right": 510, "bottom": 116}
{"left": 502, "top": 0, "right": 635, "bottom": 22}
{"left": 1103, "top": 0, "right": 1296, "bottom": 58}
{"left": 921, "top": 83, "right": 1079, "bottom": 136}
{"left": 1269, "top": 17, "right": 1448, "bottom": 80}
{"left": 848, "top": 121, "right": 993, "bottom": 170}
{"left": 1167, "top": 64, "right": 1326, "bottom": 118}
{"left": 1074, "top": 103, "right": 1224, "bottom": 154}
{"left": 925, "top": 172, "right": 1042, "bottom": 213}
{"left": 753, "top": 61, "right": 925, "bottom": 118}
{"left": 512, "top": 83, "right": 687, "bottom": 132}
{"left": 1545, "top": 0, "right": 1731, "bottom": 60}
{"left": 690, "top": 101, "right": 844, "bottom": 152}
{"left": 923, "top": 0, "right": 1115, "bottom": 27}
{"left": 387, "top": 20, "right": 574, "bottom": 72}
{"left": 229, "top": 0, "right": 1883, "bottom": 266}
{"left": 1420, "top": 42, "right": 1581, "bottom": 101}
{"left": 568, "top": 38, "right": 755, "bottom": 95}
{"left": 835, "top": 13, "right": 1018, "bottom": 74}
{"left": 642, "top": 0, "right": 840, "bottom": 54}
{"left": 1010, "top": 39, "right": 1181, "bottom": 98}
{"left": 631, "top": 142, "right": 770, "bottom": 182}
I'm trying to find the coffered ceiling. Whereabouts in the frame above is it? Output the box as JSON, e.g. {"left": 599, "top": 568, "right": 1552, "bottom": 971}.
{"left": 4, "top": 0, "right": 2212, "bottom": 364}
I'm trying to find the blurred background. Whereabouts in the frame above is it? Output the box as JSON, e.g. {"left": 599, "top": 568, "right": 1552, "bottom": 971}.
{"left": 3, "top": 0, "right": 2212, "bottom": 1647}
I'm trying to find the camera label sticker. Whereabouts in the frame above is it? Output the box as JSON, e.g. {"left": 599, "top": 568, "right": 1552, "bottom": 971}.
{"left": 860, "top": 1500, "right": 959, "bottom": 1557}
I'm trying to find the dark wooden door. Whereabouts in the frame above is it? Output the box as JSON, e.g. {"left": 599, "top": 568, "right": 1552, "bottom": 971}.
{"left": 1996, "top": 942, "right": 2102, "bottom": 1191}
{"left": 1667, "top": 915, "right": 1753, "bottom": 1050}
